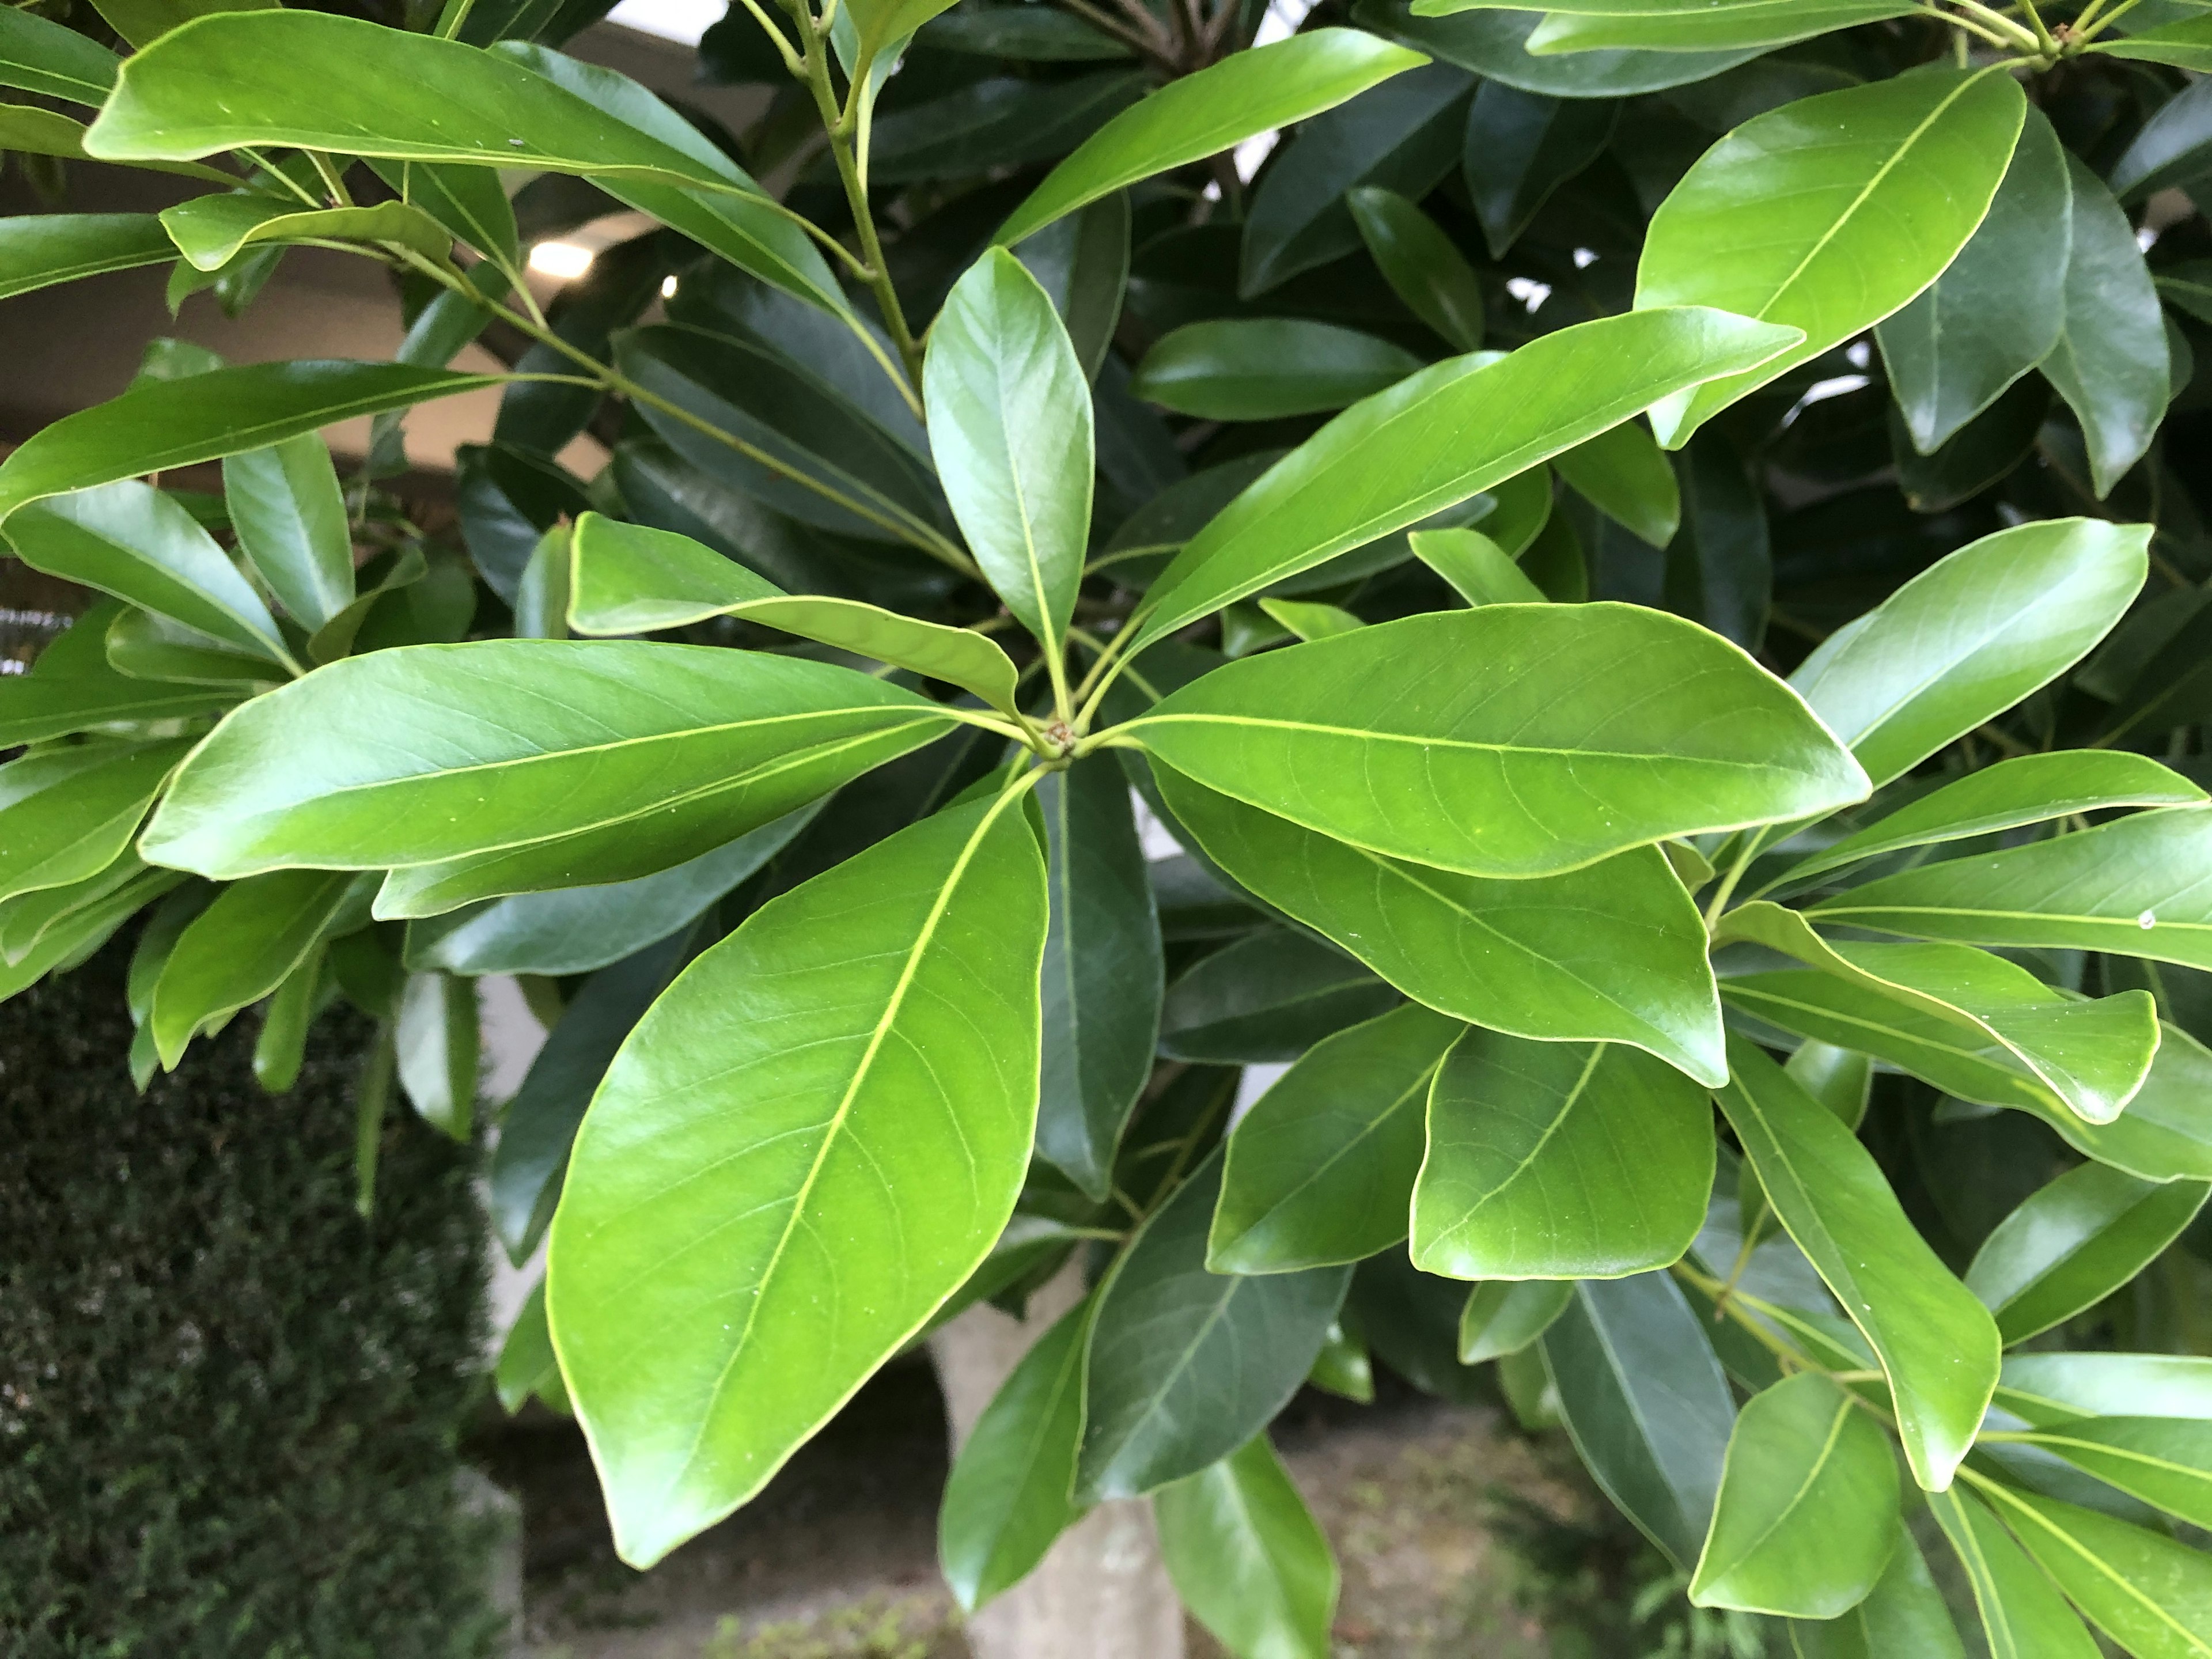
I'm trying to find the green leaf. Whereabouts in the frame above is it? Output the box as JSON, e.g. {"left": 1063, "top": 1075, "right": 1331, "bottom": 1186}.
{"left": 927, "top": 5, "right": 1132, "bottom": 59}
{"left": 141, "top": 640, "right": 961, "bottom": 881}
{"left": 0, "top": 101, "right": 232, "bottom": 183}
{"left": 1035, "top": 760, "right": 1162, "bottom": 1200}
{"left": 0, "top": 361, "right": 503, "bottom": 526}
{"left": 1999, "top": 1352, "right": 2212, "bottom": 1427}
{"left": 2109, "top": 75, "right": 2212, "bottom": 200}
{"left": 1787, "top": 1529, "right": 1967, "bottom": 1659}
{"left": 1132, "top": 319, "right": 1423, "bottom": 421}
{"left": 938, "top": 1296, "right": 1093, "bottom": 1613}
{"left": 1553, "top": 419, "right": 1680, "bottom": 549}
{"left": 104, "top": 607, "right": 286, "bottom": 690}
{"left": 548, "top": 792, "right": 1047, "bottom": 1567}
{"left": 1209, "top": 1003, "right": 1461, "bottom": 1274}
{"left": 1478, "top": 0, "right": 1915, "bottom": 53}
{"left": 1, "top": 849, "right": 162, "bottom": 968}
{"left": 1460, "top": 79, "right": 1616, "bottom": 259}
{"left": 1125, "top": 607, "right": 1866, "bottom": 879}
{"left": 1691, "top": 1371, "right": 1900, "bottom": 1618}
{"left": 2010, "top": 1020, "right": 2212, "bottom": 1185}
{"left": 0, "top": 214, "right": 174, "bottom": 302}
{"left": 2015, "top": 1418, "right": 2212, "bottom": 1531}
{"left": 1777, "top": 753, "right": 2203, "bottom": 889}
{"left": 385, "top": 159, "right": 524, "bottom": 277}
{"left": 1127, "top": 307, "right": 1801, "bottom": 649}
{"left": 1966, "top": 1164, "right": 2209, "bottom": 1344}
{"left": 567, "top": 514, "right": 1021, "bottom": 714}
{"left": 1787, "top": 518, "right": 2150, "bottom": 791}
{"left": 222, "top": 437, "right": 354, "bottom": 633}
{"left": 0, "top": 738, "right": 190, "bottom": 906}
{"left": 1157, "top": 764, "right": 1726, "bottom": 1080}
{"left": 1154, "top": 1435, "right": 1338, "bottom": 1659}
{"left": 1014, "top": 190, "right": 1131, "bottom": 382}
{"left": 149, "top": 869, "right": 359, "bottom": 1068}
{"left": 0, "top": 7, "right": 119, "bottom": 104}
{"left": 1255, "top": 599, "right": 1364, "bottom": 642}
{"left": 1079, "top": 1149, "right": 1351, "bottom": 1501}
{"left": 6, "top": 480, "right": 291, "bottom": 665}
{"left": 994, "top": 29, "right": 1427, "bottom": 247}
{"left": 2043, "top": 153, "right": 2171, "bottom": 499}
{"left": 925, "top": 249, "right": 1092, "bottom": 658}
{"left": 1413, "top": 1029, "right": 1714, "bottom": 1278}
{"left": 1971, "top": 1480, "right": 2212, "bottom": 1659}
{"left": 1634, "top": 70, "right": 2027, "bottom": 447}
{"left": 1366, "top": 0, "right": 1764, "bottom": 94}
{"left": 251, "top": 940, "right": 325, "bottom": 1094}
{"left": 1876, "top": 108, "right": 2069, "bottom": 455}
{"left": 1717, "top": 1037, "right": 2001, "bottom": 1491}
{"left": 1156, "top": 927, "right": 1398, "bottom": 1064}
{"left": 1810, "top": 808, "right": 2212, "bottom": 973}
{"left": 495, "top": 1278, "right": 570, "bottom": 1416}
{"left": 1411, "top": 527, "right": 1545, "bottom": 605}
{"left": 1348, "top": 185, "right": 1484, "bottom": 351}
{"left": 395, "top": 971, "right": 478, "bottom": 1142}
{"left": 1458, "top": 1278, "right": 1572, "bottom": 1363}
{"left": 159, "top": 194, "right": 454, "bottom": 272}
{"left": 1542, "top": 1272, "right": 1736, "bottom": 1570}
{"left": 2095, "top": 16, "right": 2212, "bottom": 71}
{"left": 1929, "top": 1486, "right": 2103, "bottom": 1659}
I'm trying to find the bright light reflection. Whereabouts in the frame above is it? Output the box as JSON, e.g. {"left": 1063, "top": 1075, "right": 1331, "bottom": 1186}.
{"left": 529, "top": 241, "right": 594, "bottom": 280}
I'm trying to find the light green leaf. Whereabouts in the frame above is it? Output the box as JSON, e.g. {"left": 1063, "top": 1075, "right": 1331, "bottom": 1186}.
{"left": 1255, "top": 598, "right": 1364, "bottom": 642}
{"left": 567, "top": 513, "right": 1021, "bottom": 714}
{"left": 1717, "top": 1038, "right": 2001, "bottom": 1491}
{"left": 1971, "top": 1480, "right": 2212, "bottom": 1659}
{"left": 1787, "top": 1527, "right": 1966, "bottom": 1659}
{"left": 1209, "top": 1003, "right": 1461, "bottom": 1274}
{"left": 1124, "top": 606, "right": 1866, "bottom": 880}
{"left": 2043, "top": 153, "right": 2171, "bottom": 499}
{"left": 395, "top": 971, "right": 478, "bottom": 1142}
{"left": 0, "top": 7, "right": 119, "bottom": 104}
{"left": 1154, "top": 1435, "right": 1338, "bottom": 1659}
{"left": 1132, "top": 319, "right": 1423, "bottom": 421}
{"left": 160, "top": 194, "right": 454, "bottom": 272}
{"left": 2008, "top": 1020, "right": 2212, "bottom": 1185}
{"left": 1967, "top": 1164, "right": 2209, "bottom": 1344}
{"left": 2095, "top": 16, "right": 2212, "bottom": 71}
{"left": 0, "top": 850, "right": 161, "bottom": 968}
{"left": 1413, "top": 1029, "right": 1714, "bottom": 1278}
{"left": 1458, "top": 1279, "right": 1572, "bottom": 1363}
{"left": 0, "top": 214, "right": 174, "bottom": 302}
{"left": 994, "top": 30, "right": 1427, "bottom": 247}
{"left": 1691, "top": 1372, "right": 1900, "bottom": 1618}
{"left": 1348, "top": 185, "right": 1484, "bottom": 351}
{"left": 1999, "top": 1352, "right": 2212, "bottom": 1427}
{"left": 1411, "top": 526, "right": 1544, "bottom": 605}
{"left": 1788, "top": 518, "right": 2149, "bottom": 790}
{"left": 1513, "top": 0, "right": 1914, "bottom": 52}
{"left": 925, "top": 249, "right": 1092, "bottom": 658}
{"left": 1553, "top": 419, "right": 1680, "bottom": 548}
{"left": 548, "top": 791, "right": 1048, "bottom": 1568}
{"left": 105, "top": 608, "right": 285, "bottom": 690}
{"left": 141, "top": 640, "right": 961, "bottom": 880}
{"left": 149, "top": 869, "right": 359, "bottom": 1068}
{"left": 2016, "top": 1418, "right": 2212, "bottom": 1531}
{"left": 223, "top": 436, "right": 354, "bottom": 632}
{"left": 1635, "top": 69, "right": 2026, "bottom": 446}
{"left": 1929, "top": 1487, "right": 2102, "bottom": 1659}
{"left": 1127, "top": 307, "right": 1801, "bottom": 649}
{"left": 0, "top": 101, "right": 233, "bottom": 183}
{"left": 0, "top": 738, "right": 190, "bottom": 906}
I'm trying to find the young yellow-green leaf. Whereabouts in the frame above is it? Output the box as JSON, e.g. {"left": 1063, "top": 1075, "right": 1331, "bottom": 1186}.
{"left": 0, "top": 738, "right": 190, "bottom": 906}
{"left": 1929, "top": 1487, "right": 2102, "bottom": 1659}
{"left": 1787, "top": 518, "right": 2149, "bottom": 790}
{"left": 925, "top": 250, "right": 1092, "bottom": 657}
{"left": 1411, "top": 527, "right": 1545, "bottom": 605}
{"left": 1718, "top": 1038, "right": 2000, "bottom": 1491}
{"left": 1787, "top": 1529, "right": 1967, "bottom": 1659}
{"left": 1123, "top": 607, "right": 1866, "bottom": 879}
{"left": 224, "top": 435, "right": 354, "bottom": 633}
{"left": 1777, "top": 752, "right": 2204, "bottom": 888}
{"left": 1971, "top": 1480, "right": 2212, "bottom": 1659}
{"left": 1421, "top": 0, "right": 1912, "bottom": 52}
{"left": 2017, "top": 1418, "right": 2212, "bottom": 1531}
{"left": 1458, "top": 1279, "right": 1572, "bottom": 1363}
{"left": 567, "top": 514, "right": 1021, "bottom": 714}
{"left": 140, "top": 640, "right": 961, "bottom": 880}
{"left": 494, "top": 1277, "right": 570, "bottom": 1416}
{"left": 2044, "top": 153, "right": 2169, "bottom": 499}
{"left": 1691, "top": 1372, "right": 1900, "bottom": 1618}
{"left": 938, "top": 1296, "right": 1094, "bottom": 1613}
{"left": 1809, "top": 808, "right": 2212, "bottom": 972}
{"left": 149, "top": 868, "right": 359, "bottom": 1068}
{"left": 1635, "top": 70, "right": 2025, "bottom": 446}
{"left": 1132, "top": 319, "right": 1423, "bottom": 421}
{"left": 0, "top": 215, "right": 175, "bottom": 302}
{"left": 395, "top": 971, "right": 478, "bottom": 1142}
{"left": 1209, "top": 1002, "right": 1461, "bottom": 1274}
{"left": 160, "top": 194, "right": 454, "bottom": 272}
{"left": 1127, "top": 308, "right": 1800, "bottom": 649}
{"left": 0, "top": 361, "right": 503, "bottom": 525}
{"left": 548, "top": 792, "right": 1048, "bottom": 1569}
{"left": 1553, "top": 419, "right": 1680, "bottom": 549}
{"left": 1348, "top": 185, "right": 1484, "bottom": 351}
{"left": 1966, "top": 1164, "right": 2209, "bottom": 1345}
{"left": 994, "top": 30, "right": 1426, "bottom": 247}
{"left": 0, "top": 7, "right": 119, "bottom": 105}
{"left": 1414, "top": 1030, "right": 1714, "bottom": 1279}
{"left": 1255, "top": 597, "right": 1364, "bottom": 642}
{"left": 1154, "top": 1435, "right": 1339, "bottom": 1659}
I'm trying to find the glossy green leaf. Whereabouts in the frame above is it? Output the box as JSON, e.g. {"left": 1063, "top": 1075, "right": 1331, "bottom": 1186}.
{"left": 1690, "top": 1372, "right": 1899, "bottom": 1618}
{"left": 1411, "top": 527, "right": 1544, "bottom": 604}
{"left": 0, "top": 214, "right": 174, "bottom": 302}
{"left": 0, "top": 361, "right": 502, "bottom": 526}
{"left": 1635, "top": 70, "right": 2026, "bottom": 447}
{"left": 0, "top": 738, "right": 189, "bottom": 906}
{"left": 1810, "top": 808, "right": 2212, "bottom": 973}
{"left": 1014, "top": 190, "right": 1131, "bottom": 382}
{"left": 994, "top": 30, "right": 1427, "bottom": 247}
{"left": 395, "top": 971, "right": 477, "bottom": 1141}
{"left": 1209, "top": 1003, "right": 1461, "bottom": 1274}
{"left": 1366, "top": 0, "right": 1766, "bottom": 96}
{"left": 1971, "top": 1480, "right": 2212, "bottom": 1659}
{"left": 1778, "top": 753, "right": 2203, "bottom": 888}
{"left": 1035, "top": 759, "right": 1161, "bottom": 1200}
{"left": 1414, "top": 1029, "right": 1714, "bottom": 1278}
{"left": 1127, "top": 307, "right": 1801, "bottom": 649}
{"left": 223, "top": 436, "right": 354, "bottom": 633}
{"left": 0, "top": 850, "right": 160, "bottom": 968}
{"left": 2043, "top": 154, "right": 2170, "bottom": 499}
{"left": 105, "top": 608, "right": 286, "bottom": 690}
{"left": 1553, "top": 419, "right": 1680, "bottom": 548}
{"left": 1999, "top": 1353, "right": 2212, "bottom": 1427}
{"left": 1255, "top": 599, "right": 1363, "bottom": 642}
{"left": 149, "top": 869, "right": 358, "bottom": 1068}
{"left": 1506, "top": 0, "right": 1914, "bottom": 52}
{"left": 2096, "top": 16, "right": 2212, "bottom": 71}
{"left": 160, "top": 194, "right": 453, "bottom": 272}
{"left": 1126, "top": 607, "right": 1865, "bottom": 880}
{"left": 1348, "top": 185, "right": 1484, "bottom": 351}
{"left": 938, "top": 1296, "right": 1093, "bottom": 1613}
{"left": 250, "top": 941, "right": 325, "bottom": 1094}
{"left": 1458, "top": 1278, "right": 1572, "bottom": 1363}
{"left": 1542, "top": 1272, "right": 1736, "bottom": 1570}
{"left": 567, "top": 514, "right": 1020, "bottom": 713}
{"left": 1786, "top": 1526, "right": 1964, "bottom": 1659}
{"left": 1460, "top": 79, "right": 1616, "bottom": 259}
{"left": 1156, "top": 927, "right": 1398, "bottom": 1065}
{"left": 1154, "top": 1435, "right": 1338, "bottom": 1659}
{"left": 2109, "top": 75, "right": 2212, "bottom": 201}
{"left": 0, "top": 7, "right": 118, "bottom": 104}
{"left": 1717, "top": 1038, "right": 2000, "bottom": 1491}
{"left": 2017, "top": 1418, "right": 2212, "bottom": 1531}
{"left": 1132, "top": 320, "right": 1423, "bottom": 421}
{"left": 925, "top": 249, "right": 1091, "bottom": 657}
{"left": 548, "top": 792, "right": 1047, "bottom": 1568}
{"left": 1307, "top": 1317, "right": 1375, "bottom": 1403}
{"left": 1788, "top": 518, "right": 2149, "bottom": 790}
{"left": 1877, "top": 109, "right": 2069, "bottom": 454}
{"left": 2008, "top": 1020, "right": 2212, "bottom": 1185}
{"left": 0, "top": 102, "right": 232, "bottom": 183}
{"left": 384, "top": 158, "right": 524, "bottom": 277}
{"left": 1078, "top": 1150, "right": 1350, "bottom": 1501}
{"left": 141, "top": 640, "right": 961, "bottom": 880}
{"left": 1967, "top": 1164, "right": 2209, "bottom": 1344}
{"left": 1929, "top": 1487, "right": 2101, "bottom": 1659}
{"left": 495, "top": 1278, "right": 570, "bottom": 1416}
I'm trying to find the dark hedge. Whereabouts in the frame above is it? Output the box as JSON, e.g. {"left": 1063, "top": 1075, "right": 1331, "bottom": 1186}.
{"left": 0, "top": 940, "right": 503, "bottom": 1657}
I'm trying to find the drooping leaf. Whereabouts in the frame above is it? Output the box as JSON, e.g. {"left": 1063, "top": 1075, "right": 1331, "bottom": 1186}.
{"left": 160, "top": 194, "right": 455, "bottom": 272}
{"left": 1156, "top": 927, "right": 1399, "bottom": 1065}
{"left": 149, "top": 869, "right": 359, "bottom": 1068}
{"left": 0, "top": 214, "right": 175, "bottom": 302}
{"left": 1966, "top": 1164, "right": 2209, "bottom": 1345}
{"left": 0, "top": 738, "right": 190, "bottom": 906}
{"left": 0, "top": 7, "right": 119, "bottom": 104}
{"left": 395, "top": 971, "right": 478, "bottom": 1142}
{"left": 1347, "top": 185, "right": 1484, "bottom": 351}
{"left": 1929, "top": 1487, "right": 2102, "bottom": 1659}
{"left": 222, "top": 436, "right": 354, "bottom": 633}
{"left": 1132, "top": 320, "right": 1424, "bottom": 421}
{"left": 1458, "top": 1278, "right": 1573, "bottom": 1363}
{"left": 1154, "top": 1435, "right": 1338, "bottom": 1659}
{"left": 548, "top": 792, "right": 1048, "bottom": 1569}
{"left": 2042, "top": 153, "right": 2171, "bottom": 499}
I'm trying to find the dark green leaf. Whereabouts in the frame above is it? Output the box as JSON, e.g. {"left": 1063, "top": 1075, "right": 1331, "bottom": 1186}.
{"left": 1554, "top": 418, "right": 1680, "bottom": 549}
{"left": 1967, "top": 1164, "right": 2209, "bottom": 1344}
{"left": 1132, "top": 319, "right": 1424, "bottom": 421}
{"left": 1362, "top": 0, "right": 1765, "bottom": 96}
{"left": 495, "top": 1278, "right": 570, "bottom": 1415}
{"left": 0, "top": 738, "right": 190, "bottom": 906}
{"left": 1664, "top": 431, "right": 1770, "bottom": 649}
{"left": 1970, "top": 1480, "right": 2212, "bottom": 1659}
{"left": 1348, "top": 185, "right": 1484, "bottom": 351}
{"left": 1787, "top": 1529, "right": 1965, "bottom": 1659}
{"left": 2043, "top": 153, "right": 2170, "bottom": 499}
{"left": 149, "top": 869, "right": 358, "bottom": 1068}
{"left": 222, "top": 437, "right": 354, "bottom": 632}
{"left": 0, "top": 214, "right": 174, "bottom": 302}
{"left": 0, "top": 7, "right": 119, "bottom": 104}
{"left": 1460, "top": 79, "right": 1615, "bottom": 259}
{"left": 1156, "top": 927, "right": 1398, "bottom": 1064}
{"left": 1458, "top": 1278, "right": 1571, "bottom": 1363}
{"left": 1154, "top": 1435, "right": 1338, "bottom": 1659}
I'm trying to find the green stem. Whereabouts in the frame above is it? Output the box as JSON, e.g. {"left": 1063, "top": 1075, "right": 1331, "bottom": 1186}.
{"left": 1940, "top": 0, "right": 2044, "bottom": 50}
{"left": 2073, "top": 0, "right": 2145, "bottom": 42}
{"left": 2014, "top": 0, "right": 2061, "bottom": 54}
{"left": 1702, "top": 829, "right": 1767, "bottom": 930}
{"left": 433, "top": 0, "right": 479, "bottom": 37}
